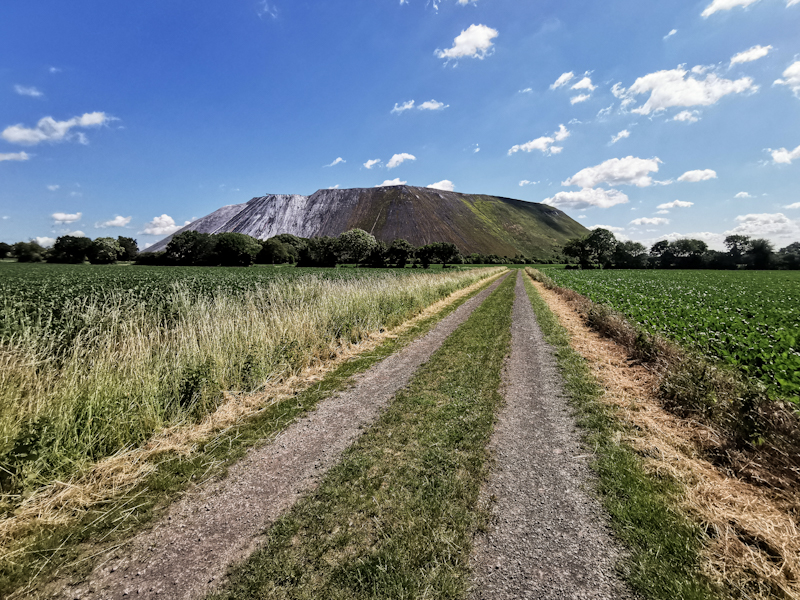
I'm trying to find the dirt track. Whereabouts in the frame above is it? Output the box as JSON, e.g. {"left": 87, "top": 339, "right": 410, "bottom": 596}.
{"left": 58, "top": 273, "right": 509, "bottom": 600}
{"left": 469, "top": 272, "right": 635, "bottom": 599}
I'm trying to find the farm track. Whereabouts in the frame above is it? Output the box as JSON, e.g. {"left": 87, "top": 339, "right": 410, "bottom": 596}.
{"left": 469, "top": 272, "right": 635, "bottom": 599}
{"left": 56, "top": 272, "right": 511, "bottom": 600}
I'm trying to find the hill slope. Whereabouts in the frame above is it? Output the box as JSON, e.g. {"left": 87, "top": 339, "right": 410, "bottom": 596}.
{"left": 146, "top": 186, "right": 587, "bottom": 258}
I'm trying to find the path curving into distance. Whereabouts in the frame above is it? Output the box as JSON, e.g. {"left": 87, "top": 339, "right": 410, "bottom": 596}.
{"left": 469, "top": 271, "right": 636, "bottom": 600}
{"left": 60, "top": 272, "right": 510, "bottom": 600}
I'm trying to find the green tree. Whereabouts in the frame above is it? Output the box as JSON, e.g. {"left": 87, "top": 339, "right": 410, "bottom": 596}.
{"left": 671, "top": 238, "right": 708, "bottom": 268}
{"left": 563, "top": 229, "right": 617, "bottom": 269}
{"left": 117, "top": 236, "right": 139, "bottom": 261}
{"left": 296, "top": 236, "right": 338, "bottom": 267}
{"left": 336, "top": 229, "right": 377, "bottom": 265}
{"left": 48, "top": 235, "right": 92, "bottom": 263}
{"left": 13, "top": 241, "right": 46, "bottom": 263}
{"left": 88, "top": 237, "right": 122, "bottom": 264}
{"left": 256, "top": 238, "right": 292, "bottom": 264}
{"left": 387, "top": 239, "right": 414, "bottom": 268}
{"left": 724, "top": 234, "right": 751, "bottom": 263}
{"left": 213, "top": 232, "right": 262, "bottom": 266}
{"left": 365, "top": 241, "right": 388, "bottom": 268}
{"left": 430, "top": 242, "right": 461, "bottom": 268}
{"left": 746, "top": 238, "right": 774, "bottom": 270}
{"left": 165, "top": 231, "right": 217, "bottom": 265}
{"left": 0, "top": 242, "right": 12, "bottom": 259}
{"left": 611, "top": 241, "right": 648, "bottom": 268}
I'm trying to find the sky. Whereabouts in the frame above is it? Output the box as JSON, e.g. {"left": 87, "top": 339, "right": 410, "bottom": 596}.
{"left": 1, "top": 0, "right": 799, "bottom": 250}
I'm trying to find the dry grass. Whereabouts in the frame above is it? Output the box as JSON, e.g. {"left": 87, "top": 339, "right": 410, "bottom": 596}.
{"left": 529, "top": 273, "right": 800, "bottom": 599}
{"left": 0, "top": 269, "right": 505, "bottom": 561}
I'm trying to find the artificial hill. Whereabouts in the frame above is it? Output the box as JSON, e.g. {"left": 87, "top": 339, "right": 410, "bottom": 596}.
{"left": 146, "top": 185, "right": 588, "bottom": 259}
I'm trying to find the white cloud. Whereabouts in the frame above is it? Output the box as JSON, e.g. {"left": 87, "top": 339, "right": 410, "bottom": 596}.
{"left": 0, "top": 151, "right": 30, "bottom": 162}
{"left": 625, "top": 67, "right": 756, "bottom": 115}
{"left": 14, "top": 85, "right": 43, "bottom": 98}
{"left": 727, "top": 212, "right": 800, "bottom": 238}
{"left": 656, "top": 210, "right": 670, "bottom": 215}
{"left": 386, "top": 153, "right": 416, "bottom": 169}
{"left": 735, "top": 191, "right": 754, "bottom": 198}
{"left": 611, "top": 130, "right": 630, "bottom": 144}
{"left": 257, "top": 1, "right": 278, "bottom": 19}
{"left": 702, "top": 0, "right": 760, "bottom": 18}
{"left": 664, "top": 29, "right": 678, "bottom": 40}
{"left": 571, "top": 77, "right": 597, "bottom": 92}
{"left": 673, "top": 110, "right": 701, "bottom": 123}
{"left": 570, "top": 94, "right": 591, "bottom": 104}
{"left": 774, "top": 61, "right": 800, "bottom": 98}
{"left": 457, "top": 0, "right": 478, "bottom": 4}
{"left": 96, "top": 215, "right": 132, "bottom": 228}
{"left": 51, "top": 211, "right": 82, "bottom": 224}
{"left": 730, "top": 45, "right": 772, "bottom": 66}
{"left": 519, "top": 87, "right": 533, "bottom": 93}
{"left": 657, "top": 200, "right": 694, "bottom": 209}
{"left": 543, "top": 187, "right": 629, "bottom": 210}
{"left": 563, "top": 156, "right": 662, "bottom": 188}
{"left": 550, "top": 72, "right": 574, "bottom": 89}
{"left": 427, "top": 180, "right": 455, "bottom": 191}
{"left": 553, "top": 124, "right": 570, "bottom": 141}
{"left": 771, "top": 144, "right": 800, "bottom": 164}
{"left": 435, "top": 24, "right": 498, "bottom": 61}
{"left": 376, "top": 178, "right": 407, "bottom": 187}
{"left": 677, "top": 168, "right": 717, "bottom": 182}
{"left": 324, "top": 157, "right": 345, "bottom": 167}
{"left": 519, "top": 180, "right": 538, "bottom": 186}
{"left": 35, "top": 236, "right": 56, "bottom": 247}
{"left": 418, "top": 100, "right": 448, "bottom": 110}
{"left": 328, "top": 185, "right": 340, "bottom": 189}
{"left": 589, "top": 224, "right": 626, "bottom": 233}
{"left": 2, "top": 112, "right": 114, "bottom": 146}
{"left": 364, "top": 159, "right": 382, "bottom": 169}
{"left": 47, "top": 184, "right": 59, "bottom": 191}
{"left": 597, "top": 105, "right": 614, "bottom": 118}
{"left": 66, "top": 230, "right": 85, "bottom": 237}
{"left": 508, "top": 125, "right": 569, "bottom": 156}
{"left": 784, "top": 202, "right": 800, "bottom": 209}
{"left": 391, "top": 100, "right": 415, "bottom": 114}
{"left": 141, "top": 214, "right": 185, "bottom": 236}
{"left": 631, "top": 217, "right": 670, "bottom": 226}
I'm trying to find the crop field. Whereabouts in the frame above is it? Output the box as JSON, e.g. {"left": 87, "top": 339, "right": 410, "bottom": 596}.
{"left": 0, "top": 262, "right": 498, "bottom": 504}
{"left": 543, "top": 269, "right": 800, "bottom": 404}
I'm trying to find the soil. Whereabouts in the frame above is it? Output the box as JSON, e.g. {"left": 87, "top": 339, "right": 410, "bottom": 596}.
{"left": 469, "top": 272, "right": 636, "bottom": 599}
{"left": 56, "top": 273, "right": 510, "bottom": 600}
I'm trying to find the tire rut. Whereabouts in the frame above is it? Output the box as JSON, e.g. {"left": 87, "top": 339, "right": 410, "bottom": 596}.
{"left": 469, "top": 271, "right": 636, "bottom": 600}
{"left": 59, "top": 272, "right": 510, "bottom": 600}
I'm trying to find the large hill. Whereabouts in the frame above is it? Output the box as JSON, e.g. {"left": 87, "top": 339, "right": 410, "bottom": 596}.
{"left": 145, "top": 186, "right": 587, "bottom": 259}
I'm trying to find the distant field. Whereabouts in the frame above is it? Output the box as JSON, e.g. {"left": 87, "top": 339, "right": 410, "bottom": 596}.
{"left": 544, "top": 269, "right": 800, "bottom": 403}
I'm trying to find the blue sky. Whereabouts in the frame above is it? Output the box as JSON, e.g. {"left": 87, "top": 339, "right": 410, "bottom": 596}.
{"left": 2, "top": 0, "right": 799, "bottom": 250}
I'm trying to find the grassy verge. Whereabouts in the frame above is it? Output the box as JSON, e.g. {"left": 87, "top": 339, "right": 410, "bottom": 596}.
{"left": 210, "top": 273, "right": 515, "bottom": 600}
{"left": 1, "top": 271, "right": 506, "bottom": 598}
{"left": 521, "top": 273, "right": 718, "bottom": 600}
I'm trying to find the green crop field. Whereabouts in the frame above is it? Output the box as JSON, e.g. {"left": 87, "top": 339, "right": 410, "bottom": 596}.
{"left": 543, "top": 269, "right": 800, "bottom": 404}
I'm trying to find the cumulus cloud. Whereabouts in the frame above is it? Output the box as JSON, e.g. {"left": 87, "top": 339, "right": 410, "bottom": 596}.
{"left": 543, "top": 188, "right": 629, "bottom": 210}
{"left": 2, "top": 112, "right": 114, "bottom": 146}
{"left": 727, "top": 212, "right": 800, "bottom": 238}
{"left": 96, "top": 215, "right": 132, "bottom": 228}
{"left": 376, "top": 178, "right": 407, "bottom": 187}
{"left": 730, "top": 45, "right": 772, "bottom": 66}
{"left": 51, "top": 211, "right": 81, "bottom": 224}
{"left": 657, "top": 200, "right": 694, "bottom": 209}
{"left": 508, "top": 125, "right": 569, "bottom": 156}
{"left": 324, "top": 157, "right": 345, "bottom": 167}
{"left": 631, "top": 217, "right": 670, "bottom": 226}
{"left": 619, "top": 67, "right": 756, "bottom": 115}
{"left": 14, "top": 85, "right": 43, "bottom": 98}
{"left": 35, "top": 236, "right": 56, "bottom": 247}
{"left": 774, "top": 61, "right": 800, "bottom": 98}
{"left": 701, "top": 0, "right": 760, "bottom": 18}
{"left": 673, "top": 110, "right": 701, "bottom": 123}
{"left": 735, "top": 191, "right": 754, "bottom": 198}
{"left": 570, "top": 94, "right": 591, "bottom": 104}
{"left": 553, "top": 124, "right": 570, "bottom": 141}
{"left": 418, "top": 100, "right": 448, "bottom": 110}
{"left": 677, "top": 169, "right": 717, "bottom": 182}
{"left": 589, "top": 224, "right": 626, "bottom": 233}
{"left": 550, "top": 72, "right": 574, "bottom": 89}
{"left": 391, "top": 100, "right": 415, "bottom": 114}
{"left": 435, "top": 24, "right": 498, "bottom": 61}
{"left": 784, "top": 202, "right": 800, "bottom": 209}
{"left": 519, "top": 180, "right": 538, "bottom": 186}
{"left": 427, "top": 180, "right": 455, "bottom": 191}
{"left": 0, "top": 151, "right": 30, "bottom": 162}
{"left": 563, "top": 156, "right": 662, "bottom": 188}
{"left": 141, "top": 214, "right": 186, "bottom": 236}
{"left": 571, "top": 77, "right": 597, "bottom": 92}
{"left": 328, "top": 185, "right": 340, "bottom": 189}
{"left": 386, "top": 153, "right": 416, "bottom": 169}
{"left": 771, "top": 144, "right": 800, "bottom": 164}
{"left": 364, "top": 159, "right": 381, "bottom": 169}
{"left": 611, "top": 130, "right": 630, "bottom": 144}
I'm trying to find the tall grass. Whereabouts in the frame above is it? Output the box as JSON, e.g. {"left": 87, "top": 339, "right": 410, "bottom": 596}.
{"left": 0, "top": 268, "right": 499, "bottom": 503}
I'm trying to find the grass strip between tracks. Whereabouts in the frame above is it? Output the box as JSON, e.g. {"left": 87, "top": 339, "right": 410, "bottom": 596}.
{"left": 211, "top": 273, "right": 515, "bottom": 599}
{"left": 3, "top": 271, "right": 506, "bottom": 598}
{"left": 521, "top": 274, "right": 718, "bottom": 600}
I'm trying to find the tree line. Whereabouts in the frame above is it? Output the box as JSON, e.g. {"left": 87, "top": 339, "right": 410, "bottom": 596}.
{"left": 562, "top": 229, "right": 800, "bottom": 270}
{"left": 0, "top": 236, "right": 139, "bottom": 264}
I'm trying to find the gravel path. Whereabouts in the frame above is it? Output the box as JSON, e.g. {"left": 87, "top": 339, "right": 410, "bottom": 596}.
{"left": 59, "top": 273, "right": 509, "bottom": 600}
{"left": 469, "top": 271, "right": 636, "bottom": 600}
